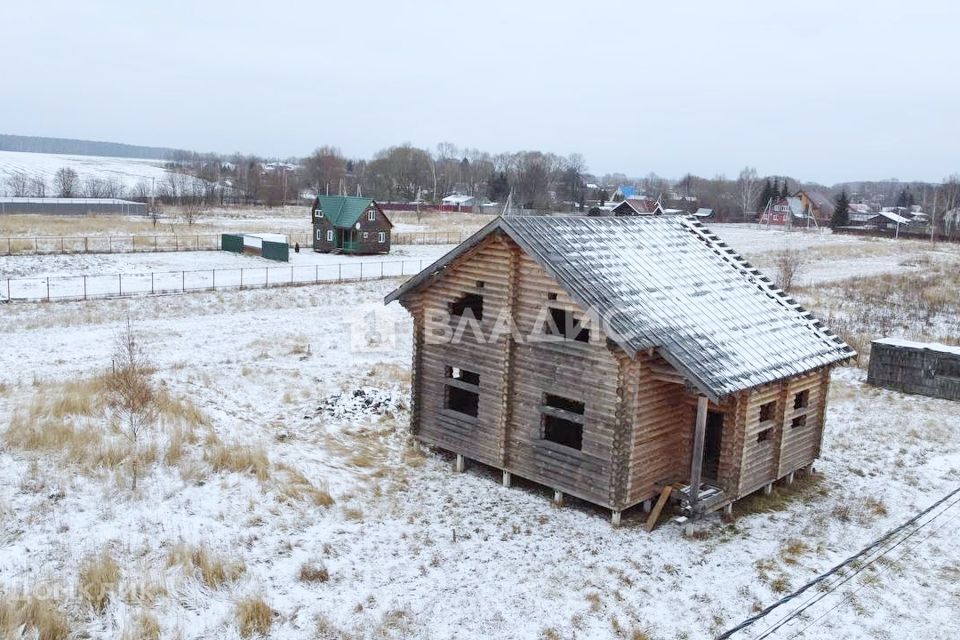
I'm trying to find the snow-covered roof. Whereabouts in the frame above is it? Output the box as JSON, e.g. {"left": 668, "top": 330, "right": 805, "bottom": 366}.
{"left": 386, "top": 215, "right": 853, "bottom": 400}
{"left": 871, "top": 211, "right": 911, "bottom": 224}
{"left": 442, "top": 194, "right": 474, "bottom": 205}
{"left": 873, "top": 338, "right": 960, "bottom": 357}
{"left": 693, "top": 208, "right": 714, "bottom": 217}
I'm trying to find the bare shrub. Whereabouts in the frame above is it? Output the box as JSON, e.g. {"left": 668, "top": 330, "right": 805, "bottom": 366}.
{"left": 236, "top": 596, "right": 274, "bottom": 638}
{"left": 298, "top": 562, "right": 330, "bottom": 583}
{"left": 166, "top": 543, "right": 246, "bottom": 589}
{"left": 774, "top": 249, "right": 806, "bottom": 291}
{"left": 78, "top": 551, "right": 121, "bottom": 613}
{"left": 104, "top": 319, "right": 158, "bottom": 490}
{"left": 0, "top": 592, "right": 72, "bottom": 640}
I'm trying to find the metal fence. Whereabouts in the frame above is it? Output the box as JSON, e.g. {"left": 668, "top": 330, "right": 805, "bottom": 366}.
{"left": 0, "top": 233, "right": 310, "bottom": 256}
{"left": 1, "top": 230, "right": 469, "bottom": 255}
{"left": 0, "top": 258, "right": 426, "bottom": 302}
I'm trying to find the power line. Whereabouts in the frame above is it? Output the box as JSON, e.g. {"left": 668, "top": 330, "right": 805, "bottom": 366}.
{"left": 751, "top": 491, "right": 960, "bottom": 639}
{"left": 783, "top": 499, "right": 960, "bottom": 639}
{"left": 717, "top": 485, "right": 960, "bottom": 639}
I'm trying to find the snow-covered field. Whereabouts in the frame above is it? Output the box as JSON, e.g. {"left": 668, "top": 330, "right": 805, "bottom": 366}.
{"left": 0, "top": 281, "right": 958, "bottom": 639}
{"left": 0, "top": 245, "right": 454, "bottom": 301}
{"left": 0, "top": 222, "right": 958, "bottom": 639}
{"left": 0, "top": 150, "right": 171, "bottom": 191}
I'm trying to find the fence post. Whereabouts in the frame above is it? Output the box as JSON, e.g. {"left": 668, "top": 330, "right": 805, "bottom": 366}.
{"left": 118, "top": 273, "right": 122, "bottom": 296}
{"left": 154, "top": 236, "right": 158, "bottom": 251}
{"left": 315, "top": 265, "right": 318, "bottom": 283}
{"left": 291, "top": 266, "right": 294, "bottom": 285}
{"left": 196, "top": 235, "right": 200, "bottom": 251}
{"left": 240, "top": 268, "right": 244, "bottom": 290}
{"left": 6, "top": 278, "right": 9, "bottom": 301}
{"left": 265, "top": 267, "right": 269, "bottom": 287}
{"left": 360, "top": 262, "right": 364, "bottom": 281}
{"left": 151, "top": 272, "right": 155, "bottom": 295}
{"left": 109, "top": 237, "right": 112, "bottom": 253}
{"left": 212, "top": 269, "right": 216, "bottom": 290}
{"left": 46, "top": 277, "right": 50, "bottom": 301}
{"left": 83, "top": 275, "right": 87, "bottom": 300}
{"left": 338, "top": 263, "right": 342, "bottom": 282}
{"left": 60, "top": 237, "right": 64, "bottom": 254}
{"left": 6, "top": 238, "right": 10, "bottom": 255}
{"left": 182, "top": 270, "right": 185, "bottom": 292}
{"left": 84, "top": 237, "right": 88, "bottom": 253}
{"left": 380, "top": 261, "right": 384, "bottom": 279}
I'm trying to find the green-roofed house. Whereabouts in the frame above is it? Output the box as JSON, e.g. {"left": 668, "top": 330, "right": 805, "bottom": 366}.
{"left": 311, "top": 195, "right": 393, "bottom": 255}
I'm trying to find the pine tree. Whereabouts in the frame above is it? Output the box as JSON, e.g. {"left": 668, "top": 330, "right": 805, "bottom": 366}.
{"left": 831, "top": 191, "right": 850, "bottom": 228}
{"left": 780, "top": 180, "right": 789, "bottom": 198}
{"left": 757, "top": 179, "right": 773, "bottom": 211}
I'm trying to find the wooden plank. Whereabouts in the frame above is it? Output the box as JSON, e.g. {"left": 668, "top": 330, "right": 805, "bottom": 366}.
{"left": 645, "top": 485, "right": 673, "bottom": 532}
{"left": 688, "top": 395, "right": 708, "bottom": 506}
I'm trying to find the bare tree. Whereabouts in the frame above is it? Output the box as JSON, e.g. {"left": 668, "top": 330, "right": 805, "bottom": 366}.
{"left": 53, "top": 167, "right": 80, "bottom": 197}
{"left": 104, "top": 318, "right": 157, "bottom": 491}
{"left": 29, "top": 176, "right": 47, "bottom": 197}
{"left": 737, "top": 166, "right": 760, "bottom": 221}
{"left": 5, "top": 171, "right": 30, "bottom": 197}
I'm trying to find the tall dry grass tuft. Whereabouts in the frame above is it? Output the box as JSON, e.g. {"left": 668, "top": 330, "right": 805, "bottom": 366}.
{"left": 0, "top": 592, "right": 72, "bottom": 640}
{"left": 275, "top": 464, "right": 334, "bottom": 507}
{"left": 166, "top": 543, "right": 245, "bottom": 589}
{"left": 207, "top": 443, "right": 271, "bottom": 482}
{"left": 122, "top": 610, "right": 162, "bottom": 640}
{"left": 235, "top": 596, "right": 274, "bottom": 638}
{"left": 78, "top": 551, "right": 121, "bottom": 613}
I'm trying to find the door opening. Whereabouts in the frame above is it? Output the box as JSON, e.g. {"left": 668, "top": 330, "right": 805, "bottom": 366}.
{"left": 702, "top": 410, "right": 724, "bottom": 481}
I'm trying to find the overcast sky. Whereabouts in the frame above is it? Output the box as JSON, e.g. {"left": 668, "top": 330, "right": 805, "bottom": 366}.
{"left": 2, "top": 1, "right": 958, "bottom": 184}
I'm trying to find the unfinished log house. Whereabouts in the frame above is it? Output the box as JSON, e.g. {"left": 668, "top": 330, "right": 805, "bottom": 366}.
{"left": 385, "top": 215, "right": 854, "bottom": 523}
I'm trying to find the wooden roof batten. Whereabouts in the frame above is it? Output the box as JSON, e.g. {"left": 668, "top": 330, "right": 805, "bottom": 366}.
{"left": 385, "top": 215, "right": 854, "bottom": 401}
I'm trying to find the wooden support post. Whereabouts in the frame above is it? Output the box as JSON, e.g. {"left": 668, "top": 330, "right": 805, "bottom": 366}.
{"left": 455, "top": 454, "right": 464, "bottom": 473}
{"left": 786, "top": 471, "right": 795, "bottom": 485}
{"left": 502, "top": 471, "right": 511, "bottom": 487}
{"left": 689, "top": 395, "right": 709, "bottom": 510}
{"left": 611, "top": 510, "right": 621, "bottom": 527}
{"left": 643, "top": 499, "right": 652, "bottom": 513}
{"left": 764, "top": 483, "right": 773, "bottom": 495}
{"left": 723, "top": 503, "right": 733, "bottom": 517}
{"left": 554, "top": 490, "right": 564, "bottom": 507}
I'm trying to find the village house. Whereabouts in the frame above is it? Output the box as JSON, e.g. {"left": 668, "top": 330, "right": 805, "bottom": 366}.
{"left": 793, "top": 189, "right": 836, "bottom": 223}
{"left": 311, "top": 195, "right": 392, "bottom": 255}
{"left": 385, "top": 215, "right": 853, "bottom": 526}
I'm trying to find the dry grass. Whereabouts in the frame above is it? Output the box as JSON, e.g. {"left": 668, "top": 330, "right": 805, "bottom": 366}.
{"left": 795, "top": 256, "right": 960, "bottom": 367}
{"left": 166, "top": 543, "right": 246, "bottom": 589}
{"left": 122, "top": 610, "right": 161, "bottom": 640}
{"left": 779, "top": 539, "right": 810, "bottom": 565}
{"left": 78, "top": 551, "right": 121, "bottom": 613}
{"left": 0, "top": 592, "right": 72, "bottom": 640}
{"left": 206, "top": 443, "right": 271, "bottom": 482}
{"left": 735, "top": 473, "right": 827, "bottom": 517}
{"left": 275, "top": 464, "right": 334, "bottom": 507}
{"left": 3, "top": 377, "right": 211, "bottom": 484}
{"left": 235, "top": 596, "right": 274, "bottom": 638}
{"left": 298, "top": 561, "right": 330, "bottom": 583}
